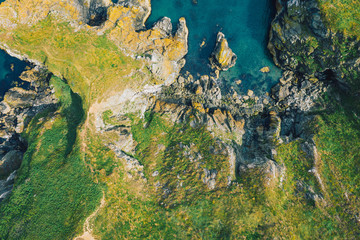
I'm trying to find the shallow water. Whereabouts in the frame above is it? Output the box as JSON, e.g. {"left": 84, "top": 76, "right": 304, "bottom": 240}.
{"left": 146, "top": 0, "right": 281, "bottom": 94}
{"left": 0, "top": 50, "right": 29, "bottom": 100}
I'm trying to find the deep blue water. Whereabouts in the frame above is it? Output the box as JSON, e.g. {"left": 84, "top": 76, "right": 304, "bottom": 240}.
{"left": 0, "top": 50, "right": 29, "bottom": 100}
{"left": 146, "top": 0, "right": 281, "bottom": 93}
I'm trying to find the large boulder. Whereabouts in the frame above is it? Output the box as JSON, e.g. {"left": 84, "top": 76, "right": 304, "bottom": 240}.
{"left": 4, "top": 87, "right": 36, "bottom": 108}
{"left": 153, "top": 17, "right": 172, "bottom": 37}
{"left": 0, "top": 150, "right": 23, "bottom": 178}
{"left": 209, "top": 32, "right": 237, "bottom": 71}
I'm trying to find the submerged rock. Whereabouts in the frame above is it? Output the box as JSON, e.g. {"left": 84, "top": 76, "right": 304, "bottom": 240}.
{"left": 209, "top": 32, "right": 237, "bottom": 71}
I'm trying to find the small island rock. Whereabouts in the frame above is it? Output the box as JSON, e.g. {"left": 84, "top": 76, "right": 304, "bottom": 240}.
{"left": 260, "top": 66, "right": 270, "bottom": 73}
{"left": 209, "top": 32, "right": 237, "bottom": 71}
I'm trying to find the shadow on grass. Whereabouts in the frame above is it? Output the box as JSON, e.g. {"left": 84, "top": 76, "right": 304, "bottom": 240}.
{"left": 63, "top": 91, "right": 84, "bottom": 157}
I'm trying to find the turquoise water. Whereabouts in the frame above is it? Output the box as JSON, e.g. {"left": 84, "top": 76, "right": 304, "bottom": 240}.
{"left": 146, "top": 0, "right": 281, "bottom": 94}
{"left": 0, "top": 50, "right": 29, "bottom": 100}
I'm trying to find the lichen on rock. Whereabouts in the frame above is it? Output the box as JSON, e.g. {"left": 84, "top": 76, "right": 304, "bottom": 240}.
{"left": 209, "top": 32, "right": 237, "bottom": 71}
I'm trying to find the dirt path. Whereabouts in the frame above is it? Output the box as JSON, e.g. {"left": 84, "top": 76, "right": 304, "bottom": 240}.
{"left": 74, "top": 192, "right": 106, "bottom": 240}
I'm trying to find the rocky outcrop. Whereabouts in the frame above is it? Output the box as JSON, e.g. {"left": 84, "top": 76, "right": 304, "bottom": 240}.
{"left": 4, "top": 88, "right": 37, "bottom": 109}
{"left": 0, "top": 67, "right": 58, "bottom": 201}
{"left": 0, "top": 151, "right": 23, "bottom": 178}
{"left": 0, "top": 171, "right": 16, "bottom": 202}
{"left": 268, "top": 0, "right": 360, "bottom": 92}
{"left": 99, "top": 2, "right": 189, "bottom": 83}
{"left": 271, "top": 70, "right": 327, "bottom": 111}
{"left": 0, "top": 0, "right": 188, "bottom": 85}
{"left": 80, "top": 0, "right": 112, "bottom": 26}
{"left": 209, "top": 32, "right": 237, "bottom": 71}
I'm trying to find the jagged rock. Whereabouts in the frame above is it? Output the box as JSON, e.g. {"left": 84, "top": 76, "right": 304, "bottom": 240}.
{"left": 271, "top": 72, "right": 326, "bottom": 111}
{"left": 153, "top": 17, "right": 172, "bottom": 37}
{"left": 0, "top": 102, "right": 11, "bottom": 115}
{"left": 0, "top": 189, "right": 12, "bottom": 202}
{"left": 209, "top": 32, "right": 237, "bottom": 71}
{"left": 175, "top": 17, "right": 188, "bottom": 42}
{"left": 0, "top": 150, "right": 23, "bottom": 178}
{"left": 4, "top": 87, "right": 37, "bottom": 108}
{"left": 202, "top": 168, "right": 217, "bottom": 190}
{"left": 260, "top": 66, "right": 270, "bottom": 73}
{"left": 19, "top": 67, "right": 46, "bottom": 83}
{"left": 268, "top": 111, "right": 282, "bottom": 144}
{"left": 268, "top": 0, "right": 360, "bottom": 92}
{"left": 0, "top": 170, "right": 16, "bottom": 201}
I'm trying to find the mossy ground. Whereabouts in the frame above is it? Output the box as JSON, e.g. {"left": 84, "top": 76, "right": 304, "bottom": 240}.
{"left": 83, "top": 109, "right": 359, "bottom": 239}
{"left": 0, "top": 76, "right": 102, "bottom": 239}
{"left": 317, "top": 0, "right": 360, "bottom": 37}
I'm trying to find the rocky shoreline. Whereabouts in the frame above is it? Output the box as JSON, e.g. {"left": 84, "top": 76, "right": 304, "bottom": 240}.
{"left": 0, "top": 0, "right": 359, "bottom": 238}
{"left": 0, "top": 0, "right": 334, "bottom": 202}
{"left": 0, "top": 67, "right": 58, "bottom": 202}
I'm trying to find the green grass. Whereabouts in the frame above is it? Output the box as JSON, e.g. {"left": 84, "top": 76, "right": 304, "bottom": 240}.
{"left": 317, "top": 0, "right": 360, "bottom": 37}
{"left": 0, "top": 15, "right": 146, "bottom": 106}
{"left": 89, "top": 110, "right": 359, "bottom": 239}
{"left": 132, "top": 112, "right": 230, "bottom": 205}
{"left": 0, "top": 76, "right": 102, "bottom": 239}
{"left": 311, "top": 91, "right": 360, "bottom": 236}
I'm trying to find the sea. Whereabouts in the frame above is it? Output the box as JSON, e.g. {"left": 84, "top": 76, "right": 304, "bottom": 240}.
{"left": 0, "top": 0, "right": 281, "bottom": 98}
{"left": 0, "top": 50, "right": 29, "bottom": 101}
{"left": 146, "top": 0, "right": 282, "bottom": 94}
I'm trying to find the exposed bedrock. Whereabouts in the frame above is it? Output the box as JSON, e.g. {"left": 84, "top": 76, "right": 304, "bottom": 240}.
{"left": 0, "top": 67, "right": 59, "bottom": 202}
{"left": 209, "top": 32, "right": 237, "bottom": 71}
{"left": 268, "top": 0, "right": 360, "bottom": 92}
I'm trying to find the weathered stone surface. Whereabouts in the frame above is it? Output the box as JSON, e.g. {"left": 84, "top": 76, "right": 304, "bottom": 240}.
{"left": 209, "top": 32, "right": 237, "bottom": 71}
{"left": 4, "top": 87, "right": 37, "bottom": 108}
{"left": 0, "top": 150, "right": 23, "bottom": 178}
{"left": 271, "top": 72, "right": 326, "bottom": 112}
{"left": 268, "top": 0, "right": 360, "bottom": 91}
{"left": 202, "top": 168, "right": 217, "bottom": 190}
{"left": 153, "top": 17, "right": 172, "bottom": 37}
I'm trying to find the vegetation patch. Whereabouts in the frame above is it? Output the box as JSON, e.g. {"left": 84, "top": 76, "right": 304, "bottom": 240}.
{"left": 0, "top": 76, "right": 101, "bottom": 240}
{"left": 318, "top": 0, "right": 360, "bottom": 37}
{"left": 0, "top": 15, "right": 148, "bottom": 106}
{"left": 312, "top": 91, "right": 360, "bottom": 236}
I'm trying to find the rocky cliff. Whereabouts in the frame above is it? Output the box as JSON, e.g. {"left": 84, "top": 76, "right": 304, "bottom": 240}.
{"left": 0, "top": 67, "right": 58, "bottom": 202}
{"left": 269, "top": 0, "right": 360, "bottom": 92}
{"left": 0, "top": 0, "right": 359, "bottom": 239}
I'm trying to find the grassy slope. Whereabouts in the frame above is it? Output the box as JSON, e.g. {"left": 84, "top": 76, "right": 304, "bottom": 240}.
{"left": 0, "top": 15, "right": 148, "bottom": 105}
{"left": 314, "top": 92, "right": 360, "bottom": 235}
{"left": 0, "top": 13, "right": 153, "bottom": 239}
{"left": 317, "top": 0, "right": 360, "bottom": 36}
{"left": 0, "top": 76, "right": 101, "bottom": 239}
{"left": 86, "top": 111, "right": 357, "bottom": 239}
